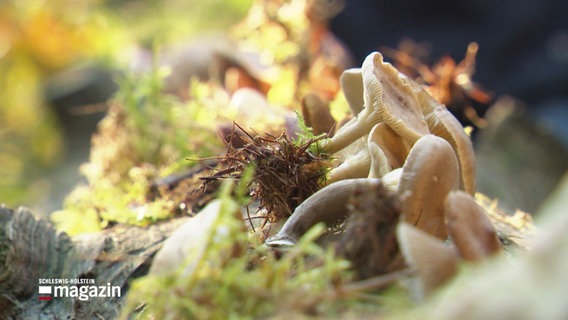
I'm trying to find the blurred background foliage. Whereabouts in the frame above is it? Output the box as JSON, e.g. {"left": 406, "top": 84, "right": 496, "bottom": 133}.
{"left": 0, "top": 0, "right": 253, "bottom": 216}
{"left": 0, "top": 0, "right": 122, "bottom": 209}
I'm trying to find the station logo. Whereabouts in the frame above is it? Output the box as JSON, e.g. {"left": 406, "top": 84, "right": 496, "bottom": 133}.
{"left": 38, "top": 285, "right": 52, "bottom": 301}
{"left": 38, "top": 278, "right": 121, "bottom": 301}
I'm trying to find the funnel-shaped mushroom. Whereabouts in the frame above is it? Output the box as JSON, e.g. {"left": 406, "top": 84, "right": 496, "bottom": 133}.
{"left": 371, "top": 53, "right": 429, "bottom": 143}
{"left": 398, "top": 135, "right": 460, "bottom": 239}
{"left": 396, "top": 222, "right": 459, "bottom": 296}
{"left": 320, "top": 52, "right": 429, "bottom": 155}
{"left": 445, "top": 191, "right": 502, "bottom": 261}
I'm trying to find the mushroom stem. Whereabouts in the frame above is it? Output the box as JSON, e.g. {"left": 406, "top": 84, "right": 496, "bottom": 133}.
{"left": 369, "top": 123, "right": 410, "bottom": 170}
{"left": 368, "top": 138, "right": 391, "bottom": 179}
{"left": 328, "top": 148, "right": 371, "bottom": 184}
{"left": 319, "top": 106, "right": 380, "bottom": 155}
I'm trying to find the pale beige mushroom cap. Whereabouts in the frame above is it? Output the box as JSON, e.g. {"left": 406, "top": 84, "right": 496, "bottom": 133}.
{"left": 426, "top": 105, "right": 476, "bottom": 194}
{"left": 340, "top": 68, "right": 364, "bottom": 115}
{"left": 301, "top": 92, "right": 336, "bottom": 136}
{"left": 398, "top": 135, "right": 460, "bottom": 239}
{"left": 321, "top": 52, "right": 430, "bottom": 155}
{"left": 366, "top": 52, "right": 429, "bottom": 144}
{"left": 405, "top": 75, "right": 476, "bottom": 194}
{"left": 396, "top": 222, "right": 459, "bottom": 297}
{"left": 445, "top": 191, "right": 502, "bottom": 261}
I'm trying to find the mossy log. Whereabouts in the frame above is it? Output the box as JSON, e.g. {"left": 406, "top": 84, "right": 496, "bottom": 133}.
{"left": 0, "top": 204, "right": 187, "bottom": 320}
{"left": 0, "top": 192, "right": 535, "bottom": 319}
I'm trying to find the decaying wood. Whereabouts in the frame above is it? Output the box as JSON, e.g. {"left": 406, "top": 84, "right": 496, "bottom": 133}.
{"left": 0, "top": 204, "right": 187, "bottom": 320}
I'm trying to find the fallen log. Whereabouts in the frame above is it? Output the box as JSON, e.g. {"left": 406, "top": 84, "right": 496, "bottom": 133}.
{"left": 0, "top": 204, "right": 187, "bottom": 320}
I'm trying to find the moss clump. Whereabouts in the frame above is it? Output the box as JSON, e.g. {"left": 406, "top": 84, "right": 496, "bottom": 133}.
{"left": 204, "top": 122, "right": 329, "bottom": 223}
{"left": 52, "top": 68, "right": 231, "bottom": 235}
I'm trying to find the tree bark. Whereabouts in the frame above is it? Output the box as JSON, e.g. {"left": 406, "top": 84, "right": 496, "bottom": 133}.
{"left": 0, "top": 204, "right": 187, "bottom": 320}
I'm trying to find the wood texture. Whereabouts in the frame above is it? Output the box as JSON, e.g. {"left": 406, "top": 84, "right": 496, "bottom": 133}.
{"left": 0, "top": 204, "right": 187, "bottom": 320}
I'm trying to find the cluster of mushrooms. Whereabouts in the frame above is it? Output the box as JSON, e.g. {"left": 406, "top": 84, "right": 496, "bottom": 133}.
{"left": 265, "top": 51, "right": 503, "bottom": 296}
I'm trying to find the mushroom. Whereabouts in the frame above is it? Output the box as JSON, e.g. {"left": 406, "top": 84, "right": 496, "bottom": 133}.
{"left": 327, "top": 146, "right": 371, "bottom": 183}
{"left": 268, "top": 135, "right": 461, "bottom": 247}
{"left": 320, "top": 52, "right": 429, "bottom": 155}
{"left": 445, "top": 190, "right": 502, "bottom": 261}
{"left": 368, "top": 122, "right": 410, "bottom": 170}
{"left": 398, "top": 135, "right": 460, "bottom": 239}
{"left": 340, "top": 68, "right": 364, "bottom": 115}
{"left": 396, "top": 191, "right": 504, "bottom": 298}
{"left": 301, "top": 92, "right": 337, "bottom": 136}
{"left": 396, "top": 222, "right": 459, "bottom": 298}
{"left": 371, "top": 53, "right": 429, "bottom": 144}
{"left": 413, "top": 85, "right": 476, "bottom": 194}
{"left": 381, "top": 168, "right": 403, "bottom": 192}
{"left": 265, "top": 178, "right": 382, "bottom": 247}
{"left": 427, "top": 106, "right": 476, "bottom": 194}
{"left": 368, "top": 125, "right": 392, "bottom": 179}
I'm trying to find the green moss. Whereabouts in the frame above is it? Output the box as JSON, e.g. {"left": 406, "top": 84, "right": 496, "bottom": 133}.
{"left": 53, "top": 66, "right": 230, "bottom": 235}
{"left": 122, "top": 182, "right": 357, "bottom": 319}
